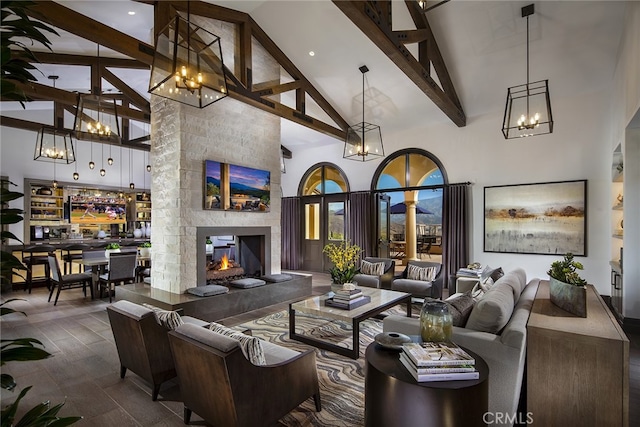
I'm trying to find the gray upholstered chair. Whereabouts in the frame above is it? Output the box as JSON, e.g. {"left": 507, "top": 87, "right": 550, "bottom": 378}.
{"left": 47, "top": 254, "right": 93, "bottom": 305}
{"left": 97, "top": 252, "right": 137, "bottom": 302}
{"left": 168, "top": 323, "right": 321, "bottom": 427}
{"left": 391, "top": 260, "right": 444, "bottom": 299}
{"left": 106, "top": 300, "right": 208, "bottom": 401}
{"left": 353, "top": 257, "right": 395, "bottom": 289}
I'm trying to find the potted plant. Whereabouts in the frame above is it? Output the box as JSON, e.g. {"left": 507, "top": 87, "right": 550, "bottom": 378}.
{"left": 547, "top": 253, "right": 588, "bottom": 317}
{"left": 104, "top": 243, "right": 121, "bottom": 259}
{"left": 206, "top": 238, "right": 213, "bottom": 254}
{"left": 138, "top": 242, "right": 151, "bottom": 258}
{"left": 323, "top": 240, "right": 362, "bottom": 290}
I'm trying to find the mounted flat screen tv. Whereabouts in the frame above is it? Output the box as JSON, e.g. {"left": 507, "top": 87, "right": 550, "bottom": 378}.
{"left": 204, "top": 160, "right": 270, "bottom": 212}
{"left": 69, "top": 195, "right": 127, "bottom": 224}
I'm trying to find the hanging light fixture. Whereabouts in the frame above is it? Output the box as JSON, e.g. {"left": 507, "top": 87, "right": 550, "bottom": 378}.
{"left": 129, "top": 148, "right": 135, "bottom": 190}
{"left": 34, "top": 76, "right": 76, "bottom": 164}
{"left": 74, "top": 44, "right": 121, "bottom": 144}
{"left": 107, "top": 143, "right": 114, "bottom": 166}
{"left": 99, "top": 144, "right": 106, "bottom": 176}
{"left": 343, "top": 65, "right": 384, "bottom": 161}
{"left": 118, "top": 145, "right": 124, "bottom": 198}
{"left": 73, "top": 142, "right": 80, "bottom": 180}
{"left": 52, "top": 159, "right": 58, "bottom": 189}
{"left": 88, "top": 141, "right": 95, "bottom": 169}
{"left": 148, "top": 0, "right": 227, "bottom": 108}
{"left": 502, "top": 4, "right": 553, "bottom": 139}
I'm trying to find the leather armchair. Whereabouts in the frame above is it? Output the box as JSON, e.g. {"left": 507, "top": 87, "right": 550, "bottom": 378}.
{"left": 168, "top": 323, "right": 321, "bottom": 427}
{"left": 353, "top": 257, "right": 396, "bottom": 290}
{"left": 106, "top": 300, "right": 208, "bottom": 400}
{"left": 391, "top": 260, "right": 444, "bottom": 299}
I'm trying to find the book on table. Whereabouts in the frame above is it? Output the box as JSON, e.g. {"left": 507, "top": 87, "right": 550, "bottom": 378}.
{"left": 333, "top": 291, "right": 363, "bottom": 301}
{"left": 402, "top": 342, "right": 475, "bottom": 367}
{"left": 399, "top": 352, "right": 476, "bottom": 373}
{"left": 325, "top": 295, "right": 371, "bottom": 310}
{"left": 399, "top": 353, "right": 479, "bottom": 382}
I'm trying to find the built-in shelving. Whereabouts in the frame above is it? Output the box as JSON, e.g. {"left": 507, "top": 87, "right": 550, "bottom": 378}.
{"left": 610, "top": 143, "right": 624, "bottom": 321}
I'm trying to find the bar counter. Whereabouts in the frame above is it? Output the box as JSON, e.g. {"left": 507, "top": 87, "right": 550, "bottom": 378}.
{"left": 3, "top": 238, "right": 150, "bottom": 251}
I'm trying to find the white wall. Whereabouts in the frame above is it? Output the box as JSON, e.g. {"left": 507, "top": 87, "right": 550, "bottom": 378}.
{"left": 283, "top": 87, "right": 614, "bottom": 296}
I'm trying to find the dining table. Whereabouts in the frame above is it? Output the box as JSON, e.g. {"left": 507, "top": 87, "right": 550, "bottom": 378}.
{"left": 73, "top": 255, "right": 150, "bottom": 299}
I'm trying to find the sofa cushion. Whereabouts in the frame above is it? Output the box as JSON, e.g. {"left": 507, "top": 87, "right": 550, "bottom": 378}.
{"left": 433, "top": 292, "right": 475, "bottom": 326}
{"left": 406, "top": 264, "right": 437, "bottom": 281}
{"left": 495, "top": 268, "right": 527, "bottom": 304}
{"left": 176, "top": 323, "right": 239, "bottom": 353}
{"left": 142, "top": 303, "right": 184, "bottom": 330}
{"left": 208, "top": 321, "right": 266, "bottom": 365}
{"left": 261, "top": 340, "right": 301, "bottom": 365}
{"left": 392, "top": 279, "right": 432, "bottom": 297}
{"left": 186, "top": 284, "right": 229, "bottom": 297}
{"left": 110, "top": 300, "right": 154, "bottom": 320}
{"left": 229, "top": 278, "right": 267, "bottom": 289}
{"left": 361, "top": 260, "right": 385, "bottom": 276}
{"left": 261, "top": 273, "right": 292, "bottom": 283}
{"left": 465, "top": 281, "right": 515, "bottom": 334}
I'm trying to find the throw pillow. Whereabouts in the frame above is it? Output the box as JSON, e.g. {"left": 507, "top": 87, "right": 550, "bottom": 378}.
{"left": 186, "top": 284, "right": 229, "bottom": 297}
{"left": 490, "top": 267, "right": 505, "bottom": 282}
{"left": 471, "top": 278, "right": 494, "bottom": 301}
{"left": 360, "top": 260, "right": 385, "bottom": 276}
{"left": 229, "top": 278, "right": 267, "bottom": 289}
{"left": 141, "top": 303, "right": 184, "bottom": 330}
{"left": 424, "top": 292, "right": 475, "bottom": 327}
{"left": 261, "top": 273, "right": 293, "bottom": 283}
{"left": 407, "top": 264, "right": 437, "bottom": 281}
{"left": 208, "top": 322, "right": 266, "bottom": 366}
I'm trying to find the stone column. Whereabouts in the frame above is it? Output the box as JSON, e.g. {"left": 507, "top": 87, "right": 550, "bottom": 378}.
{"left": 404, "top": 190, "right": 419, "bottom": 262}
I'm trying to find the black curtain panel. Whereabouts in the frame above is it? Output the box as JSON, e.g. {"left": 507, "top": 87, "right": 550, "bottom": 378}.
{"left": 442, "top": 184, "right": 470, "bottom": 289}
{"left": 348, "top": 192, "right": 374, "bottom": 257}
{"left": 281, "top": 197, "right": 301, "bottom": 270}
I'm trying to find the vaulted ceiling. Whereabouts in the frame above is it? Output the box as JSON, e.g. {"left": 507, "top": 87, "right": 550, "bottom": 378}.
{"left": 0, "top": 1, "right": 628, "bottom": 153}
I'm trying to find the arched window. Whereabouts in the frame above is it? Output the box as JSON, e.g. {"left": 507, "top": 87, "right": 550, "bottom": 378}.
{"left": 372, "top": 149, "right": 447, "bottom": 259}
{"left": 298, "top": 163, "right": 349, "bottom": 196}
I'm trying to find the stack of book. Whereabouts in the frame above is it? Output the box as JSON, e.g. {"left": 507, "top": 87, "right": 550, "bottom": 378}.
{"left": 456, "top": 267, "right": 483, "bottom": 278}
{"left": 325, "top": 288, "right": 371, "bottom": 310}
{"left": 399, "top": 341, "right": 479, "bottom": 382}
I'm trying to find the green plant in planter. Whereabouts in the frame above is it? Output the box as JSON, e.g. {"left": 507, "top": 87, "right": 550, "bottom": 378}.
{"left": 138, "top": 242, "right": 151, "bottom": 248}
{"left": 206, "top": 239, "right": 212, "bottom": 245}
{"left": 105, "top": 243, "right": 120, "bottom": 250}
{"left": 547, "top": 253, "right": 587, "bottom": 286}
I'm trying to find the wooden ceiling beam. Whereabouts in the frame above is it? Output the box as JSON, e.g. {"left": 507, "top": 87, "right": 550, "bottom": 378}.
{"left": 28, "top": 0, "right": 154, "bottom": 65}
{"left": 333, "top": 0, "right": 466, "bottom": 127}
{"left": 29, "top": 51, "right": 148, "bottom": 69}
{"left": 101, "top": 68, "right": 151, "bottom": 114}
{"left": 16, "top": 81, "right": 150, "bottom": 122}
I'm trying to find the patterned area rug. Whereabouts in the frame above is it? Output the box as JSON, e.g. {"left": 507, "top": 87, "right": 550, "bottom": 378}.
{"left": 237, "top": 302, "right": 421, "bottom": 426}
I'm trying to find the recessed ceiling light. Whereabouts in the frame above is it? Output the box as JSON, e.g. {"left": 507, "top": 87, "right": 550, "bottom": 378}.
{"left": 308, "top": 51, "right": 315, "bottom": 57}
{"left": 128, "top": 11, "right": 136, "bottom": 15}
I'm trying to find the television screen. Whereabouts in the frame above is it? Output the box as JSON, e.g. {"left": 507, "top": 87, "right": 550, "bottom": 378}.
{"left": 69, "top": 195, "right": 127, "bottom": 224}
{"left": 204, "top": 160, "right": 270, "bottom": 212}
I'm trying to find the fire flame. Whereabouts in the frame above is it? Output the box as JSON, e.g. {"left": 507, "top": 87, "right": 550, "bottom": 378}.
{"left": 219, "top": 254, "right": 229, "bottom": 270}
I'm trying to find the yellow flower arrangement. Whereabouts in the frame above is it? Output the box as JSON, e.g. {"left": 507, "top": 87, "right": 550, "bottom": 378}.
{"left": 323, "top": 240, "right": 362, "bottom": 285}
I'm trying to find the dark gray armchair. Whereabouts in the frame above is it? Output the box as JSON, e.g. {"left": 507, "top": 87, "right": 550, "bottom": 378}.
{"left": 391, "top": 260, "right": 444, "bottom": 299}
{"left": 353, "top": 257, "right": 396, "bottom": 290}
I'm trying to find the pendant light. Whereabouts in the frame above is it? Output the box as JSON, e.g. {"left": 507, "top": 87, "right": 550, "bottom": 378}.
{"left": 148, "top": 0, "right": 227, "bottom": 108}
{"left": 107, "top": 143, "right": 113, "bottom": 166}
{"left": 343, "top": 65, "right": 384, "bottom": 161}
{"left": 129, "top": 149, "right": 135, "bottom": 190}
{"left": 52, "top": 159, "right": 58, "bottom": 188}
{"left": 35, "top": 76, "right": 75, "bottom": 164}
{"left": 502, "top": 4, "right": 553, "bottom": 139}
{"left": 73, "top": 142, "right": 80, "bottom": 180}
{"left": 99, "top": 144, "right": 106, "bottom": 176}
{"left": 118, "top": 145, "right": 124, "bottom": 198}
{"left": 89, "top": 141, "right": 95, "bottom": 169}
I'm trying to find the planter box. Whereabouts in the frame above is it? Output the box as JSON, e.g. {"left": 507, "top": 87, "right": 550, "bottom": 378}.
{"left": 549, "top": 277, "right": 587, "bottom": 317}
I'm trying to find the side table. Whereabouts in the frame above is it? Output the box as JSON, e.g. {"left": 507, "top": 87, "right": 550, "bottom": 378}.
{"left": 364, "top": 340, "right": 489, "bottom": 427}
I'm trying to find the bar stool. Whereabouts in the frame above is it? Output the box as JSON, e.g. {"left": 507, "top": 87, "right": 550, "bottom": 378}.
{"left": 62, "top": 243, "right": 90, "bottom": 275}
{"left": 22, "top": 244, "right": 56, "bottom": 293}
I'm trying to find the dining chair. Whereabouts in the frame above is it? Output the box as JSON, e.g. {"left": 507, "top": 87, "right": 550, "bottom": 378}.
{"left": 47, "top": 254, "right": 93, "bottom": 305}
{"left": 62, "top": 243, "right": 90, "bottom": 274}
{"left": 22, "top": 244, "right": 56, "bottom": 293}
{"left": 97, "top": 252, "right": 137, "bottom": 302}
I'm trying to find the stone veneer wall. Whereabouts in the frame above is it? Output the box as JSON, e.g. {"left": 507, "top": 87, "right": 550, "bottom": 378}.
{"left": 149, "top": 20, "right": 281, "bottom": 294}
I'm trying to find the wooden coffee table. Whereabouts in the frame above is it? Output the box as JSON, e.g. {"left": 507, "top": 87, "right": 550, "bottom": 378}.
{"left": 289, "top": 288, "right": 412, "bottom": 359}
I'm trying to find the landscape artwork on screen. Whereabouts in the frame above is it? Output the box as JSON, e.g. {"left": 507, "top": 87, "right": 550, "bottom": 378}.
{"left": 484, "top": 180, "right": 586, "bottom": 255}
{"left": 204, "top": 160, "right": 270, "bottom": 212}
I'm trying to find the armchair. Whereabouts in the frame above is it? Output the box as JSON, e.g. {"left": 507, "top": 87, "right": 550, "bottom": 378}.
{"left": 391, "top": 260, "right": 444, "bottom": 299}
{"left": 168, "top": 323, "right": 321, "bottom": 426}
{"left": 106, "top": 300, "right": 208, "bottom": 400}
{"left": 353, "top": 257, "right": 395, "bottom": 290}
